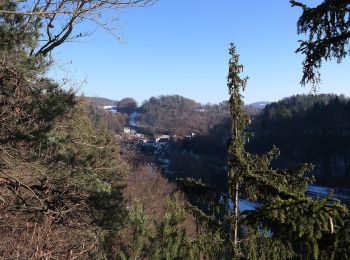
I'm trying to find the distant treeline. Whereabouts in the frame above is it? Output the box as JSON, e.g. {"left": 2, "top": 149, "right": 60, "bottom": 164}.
{"left": 167, "top": 94, "right": 350, "bottom": 190}
{"left": 87, "top": 94, "right": 263, "bottom": 137}
{"left": 136, "top": 95, "right": 262, "bottom": 135}
{"left": 248, "top": 94, "right": 350, "bottom": 188}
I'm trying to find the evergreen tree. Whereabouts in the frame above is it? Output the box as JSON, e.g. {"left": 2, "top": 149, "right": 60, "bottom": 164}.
{"left": 118, "top": 197, "right": 198, "bottom": 260}
{"left": 227, "top": 42, "right": 350, "bottom": 259}
{"left": 227, "top": 42, "right": 250, "bottom": 248}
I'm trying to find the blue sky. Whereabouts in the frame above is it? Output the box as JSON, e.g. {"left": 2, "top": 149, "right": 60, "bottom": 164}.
{"left": 50, "top": 0, "right": 350, "bottom": 105}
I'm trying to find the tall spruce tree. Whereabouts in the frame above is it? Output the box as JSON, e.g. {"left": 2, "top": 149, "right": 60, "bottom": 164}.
{"left": 227, "top": 42, "right": 350, "bottom": 259}
{"left": 227, "top": 43, "right": 249, "bottom": 247}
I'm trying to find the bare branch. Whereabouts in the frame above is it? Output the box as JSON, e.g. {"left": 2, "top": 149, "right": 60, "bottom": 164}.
{"left": 0, "top": 0, "right": 157, "bottom": 56}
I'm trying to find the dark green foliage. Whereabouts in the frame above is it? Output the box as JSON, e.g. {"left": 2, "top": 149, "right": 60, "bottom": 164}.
{"left": 226, "top": 43, "right": 350, "bottom": 259}
{"left": 119, "top": 198, "right": 197, "bottom": 260}
{"left": 0, "top": 3, "right": 74, "bottom": 146}
{"left": 261, "top": 94, "right": 342, "bottom": 124}
{"left": 0, "top": 1, "right": 40, "bottom": 51}
{"left": 185, "top": 93, "right": 350, "bottom": 189}
{"left": 319, "top": 218, "right": 350, "bottom": 259}
{"left": 170, "top": 151, "right": 227, "bottom": 191}
{"left": 0, "top": 78, "right": 75, "bottom": 144}
{"left": 291, "top": 0, "right": 350, "bottom": 87}
{"left": 148, "top": 199, "right": 193, "bottom": 259}
{"left": 249, "top": 94, "right": 350, "bottom": 187}
{"left": 177, "top": 178, "right": 230, "bottom": 224}
{"left": 119, "top": 202, "right": 149, "bottom": 259}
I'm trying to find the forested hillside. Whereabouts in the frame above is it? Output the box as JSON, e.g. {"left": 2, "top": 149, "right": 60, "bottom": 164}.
{"left": 136, "top": 95, "right": 263, "bottom": 135}
{"left": 171, "top": 94, "right": 350, "bottom": 189}
{"left": 138, "top": 95, "right": 230, "bottom": 135}
{"left": 248, "top": 94, "right": 350, "bottom": 188}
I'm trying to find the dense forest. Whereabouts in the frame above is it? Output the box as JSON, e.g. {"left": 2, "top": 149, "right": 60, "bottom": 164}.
{"left": 248, "top": 94, "right": 350, "bottom": 188}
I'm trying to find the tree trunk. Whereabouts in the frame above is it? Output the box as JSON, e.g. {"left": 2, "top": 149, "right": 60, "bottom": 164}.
{"left": 233, "top": 180, "right": 239, "bottom": 245}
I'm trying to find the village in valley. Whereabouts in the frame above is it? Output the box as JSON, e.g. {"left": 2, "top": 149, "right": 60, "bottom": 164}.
{"left": 101, "top": 105, "right": 197, "bottom": 177}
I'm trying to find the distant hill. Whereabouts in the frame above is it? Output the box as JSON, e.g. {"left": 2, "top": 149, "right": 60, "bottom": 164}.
{"left": 248, "top": 101, "right": 270, "bottom": 109}
{"left": 244, "top": 102, "right": 269, "bottom": 116}
{"left": 83, "top": 96, "right": 138, "bottom": 114}
{"left": 248, "top": 94, "right": 350, "bottom": 188}
{"left": 84, "top": 96, "right": 118, "bottom": 107}
{"left": 84, "top": 95, "right": 270, "bottom": 112}
{"left": 138, "top": 95, "right": 229, "bottom": 135}
{"left": 83, "top": 95, "right": 269, "bottom": 135}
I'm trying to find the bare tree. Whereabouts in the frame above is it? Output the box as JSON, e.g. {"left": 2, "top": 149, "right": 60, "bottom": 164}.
{"left": 0, "top": 0, "right": 157, "bottom": 56}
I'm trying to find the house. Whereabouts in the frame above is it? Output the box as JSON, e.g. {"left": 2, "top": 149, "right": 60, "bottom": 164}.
{"left": 155, "top": 135, "right": 170, "bottom": 142}
{"left": 103, "top": 106, "right": 118, "bottom": 113}
{"left": 124, "top": 127, "right": 136, "bottom": 134}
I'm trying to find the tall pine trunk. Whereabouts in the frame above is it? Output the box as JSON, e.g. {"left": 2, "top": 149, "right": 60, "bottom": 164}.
{"left": 227, "top": 43, "right": 249, "bottom": 252}
{"left": 233, "top": 180, "right": 239, "bottom": 245}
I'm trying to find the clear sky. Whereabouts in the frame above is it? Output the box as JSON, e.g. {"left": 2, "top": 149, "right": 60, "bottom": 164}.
{"left": 50, "top": 0, "right": 350, "bottom": 105}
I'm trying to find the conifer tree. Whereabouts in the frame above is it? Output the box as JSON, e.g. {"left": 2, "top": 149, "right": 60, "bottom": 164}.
{"left": 227, "top": 43, "right": 249, "bottom": 247}
{"left": 227, "top": 42, "right": 350, "bottom": 259}
{"left": 291, "top": 0, "right": 350, "bottom": 87}
{"left": 118, "top": 197, "right": 198, "bottom": 259}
